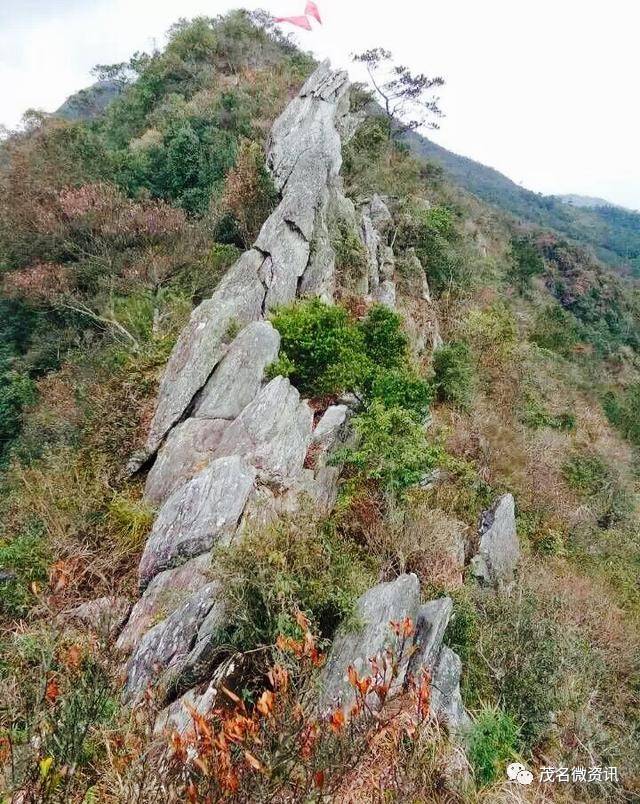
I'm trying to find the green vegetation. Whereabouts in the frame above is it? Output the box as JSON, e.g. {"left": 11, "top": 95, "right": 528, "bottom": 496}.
{"left": 603, "top": 384, "right": 640, "bottom": 446}
{"left": 214, "top": 514, "right": 373, "bottom": 649}
{"left": 432, "top": 342, "right": 474, "bottom": 408}
{"left": 404, "top": 130, "right": 640, "bottom": 276}
{"left": 509, "top": 235, "right": 545, "bottom": 290}
{"left": 562, "top": 452, "right": 608, "bottom": 497}
{"left": 467, "top": 705, "right": 519, "bottom": 786}
{"left": 396, "top": 203, "right": 464, "bottom": 294}
{"left": 336, "top": 401, "right": 442, "bottom": 498}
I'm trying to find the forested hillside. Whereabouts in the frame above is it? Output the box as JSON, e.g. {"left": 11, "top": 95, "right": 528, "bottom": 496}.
{"left": 0, "top": 12, "right": 639, "bottom": 803}
{"left": 405, "top": 130, "right": 640, "bottom": 275}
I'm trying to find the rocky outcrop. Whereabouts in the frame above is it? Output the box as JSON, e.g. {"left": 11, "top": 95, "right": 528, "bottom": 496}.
{"left": 319, "top": 574, "right": 469, "bottom": 731}
{"left": 361, "top": 194, "right": 396, "bottom": 304}
{"left": 120, "top": 63, "right": 360, "bottom": 699}
{"left": 471, "top": 493, "right": 519, "bottom": 589}
{"left": 124, "top": 581, "right": 226, "bottom": 703}
{"left": 144, "top": 62, "right": 351, "bottom": 459}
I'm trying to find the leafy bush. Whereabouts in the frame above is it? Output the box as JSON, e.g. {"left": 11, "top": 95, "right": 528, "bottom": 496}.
{"left": 0, "top": 530, "right": 48, "bottom": 617}
{"left": 213, "top": 514, "right": 373, "bottom": 650}
{"left": 509, "top": 235, "right": 545, "bottom": 290}
{"left": 396, "top": 204, "right": 464, "bottom": 294}
{"left": 520, "top": 393, "right": 575, "bottom": 431}
{"left": 432, "top": 342, "right": 474, "bottom": 409}
{"left": 0, "top": 348, "right": 36, "bottom": 465}
{"left": 269, "top": 299, "right": 367, "bottom": 397}
{"left": 368, "top": 367, "right": 433, "bottom": 418}
{"left": 332, "top": 218, "right": 369, "bottom": 289}
{"left": 358, "top": 305, "right": 409, "bottom": 369}
{"left": 335, "top": 401, "right": 442, "bottom": 499}
{"left": 269, "top": 300, "right": 424, "bottom": 405}
{"left": 603, "top": 384, "right": 640, "bottom": 446}
{"left": 468, "top": 591, "right": 566, "bottom": 749}
{"left": 468, "top": 705, "right": 519, "bottom": 786}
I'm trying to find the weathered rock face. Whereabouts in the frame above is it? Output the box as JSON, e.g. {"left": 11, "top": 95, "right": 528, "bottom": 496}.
{"left": 144, "top": 419, "right": 229, "bottom": 507}
{"left": 124, "top": 582, "right": 226, "bottom": 703}
{"left": 139, "top": 456, "right": 256, "bottom": 588}
{"left": 318, "top": 574, "right": 468, "bottom": 731}
{"left": 194, "top": 321, "right": 280, "bottom": 421}
{"left": 212, "top": 377, "right": 313, "bottom": 487}
{"left": 361, "top": 194, "right": 395, "bottom": 298}
{"left": 145, "top": 251, "right": 268, "bottom": 456}
{"left": 61, "top": 596, "right": 130, "bottom": 638}
{"left": 471, "top": 493, "right": 519, "bottom": 589}
{"left": 116, "top": 555, "right": 212, "bottom": 654}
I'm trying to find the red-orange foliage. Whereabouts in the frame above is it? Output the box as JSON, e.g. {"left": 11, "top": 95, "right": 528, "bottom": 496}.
{"left": 164, "top": 620, "right": 432, "bottom": 802}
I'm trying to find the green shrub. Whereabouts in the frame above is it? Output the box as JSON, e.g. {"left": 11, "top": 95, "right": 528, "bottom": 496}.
{"left": 213, "top": 514, "right": 373, "bottom": 649}
{"left": 269, "top": 301, "right": 420, "bottom": 402}
{"left": 334, "top": 401, "right": 442, "bottom": 499}
{"left": 0, "top": 347, "right": 37, "bottom": 465}
{"left": 0, "top": 530, "right": 49, "bottom": 617}
{"left": 432, "top": 342, "right": 474, "bottom": 409}
{"left": 470, "top": 591, "right": 566, "bottom": 749}
{"left": 358, "top": 305, "right": 409, "bottom": 369}
{"left": 530, "top": 304, "right": 580, "bottom": 355}
{"left": 603, "top": 384, "right": 640, "bottom": 446}
{"left": 396, "top": 204, "right": 464, "bottom": 294}
{"left": 562, "top": 453, "right": 609, "bottom": 497}
{"left": 521, "top": 393, "right": 575, "bottom": 431}
{"left": 509, "top": 235, "right": 545, "bottom": 290}
{"left": 332, "top": 218, "right": 369, "bottom": 289}
{"left": 368, "top": 368, "right": 433, "bottom": 418}
{"left": 468, "top": 705, "right": 519, "bottom": 786}
{"left": 269, "top": 299, "right": 367, "bottom": 397}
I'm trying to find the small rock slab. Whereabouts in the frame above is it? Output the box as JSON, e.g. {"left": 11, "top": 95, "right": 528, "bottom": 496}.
{"left": 212, "top": 377, "right": 313, "bottom": 487}
{"left": 471, "top": 493, "right": 519, "bottom": 589}
{"left": 124, "top": 581, "right": 226, "bottom": 703}
{"left": 145, "top": 250, "right": 267, "bottom": 455}
{"left": 139, "top": 456, "right": 256, "bottom": 588}
{"left": 61, "top": 596, "right": 130, "bottom": 638}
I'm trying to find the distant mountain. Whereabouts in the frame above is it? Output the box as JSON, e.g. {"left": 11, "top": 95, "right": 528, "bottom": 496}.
{"left": 557, "top": 194, "right": 619, "bottom": 210}
{"left": 55, "top": 79, "right": 124, "bottom": 122}
{"left": 404, "top": 131, "right": 640, "bottom": 275}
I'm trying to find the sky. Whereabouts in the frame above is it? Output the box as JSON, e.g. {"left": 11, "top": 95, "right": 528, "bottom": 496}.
{"left": 1, "top": 0, "right": 639, "bottom": 210}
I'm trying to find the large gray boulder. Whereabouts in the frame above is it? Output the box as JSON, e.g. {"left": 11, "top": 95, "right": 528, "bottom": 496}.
{"left": 319, "top": 575, "right": 468, "bottom": 731}
{"left": 139, "top": 456, "right": 256, "bottom": 588}
{"left": 194, "top": 321, "right": 280, "bottom": 421}
{"left": 471, "top": 493, "right": 519, "bottom": 589}
{"left": 212, "top": 377, "right": 313, "bottom": 487}
{"left": 319, "top": 574, "right": 421, "bottom": 711}
{"left": 144, "top": 418, "right": 229, "bottom": 506}
{"left": 117, "top": 555, "right": 212, "bottom": 654}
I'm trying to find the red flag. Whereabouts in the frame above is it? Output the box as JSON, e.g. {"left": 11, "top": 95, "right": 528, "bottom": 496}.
{"left": 305, "top": 1, "right": 322, "bottom": 23}
{"left": 273, "top": 14, "right": 312, "bottom": 30}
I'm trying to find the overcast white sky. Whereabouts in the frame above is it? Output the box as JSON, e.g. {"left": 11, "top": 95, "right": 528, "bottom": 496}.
{"left": 1, "top": 0, "right": 639, "bottom": 209}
